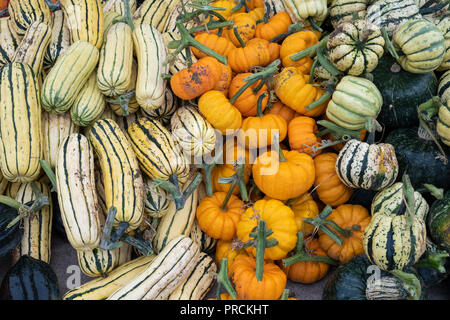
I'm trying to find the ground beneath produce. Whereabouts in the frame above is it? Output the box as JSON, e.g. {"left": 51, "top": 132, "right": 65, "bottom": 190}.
{"left": 0, "top": 233, "right": 449, "bottom": 300}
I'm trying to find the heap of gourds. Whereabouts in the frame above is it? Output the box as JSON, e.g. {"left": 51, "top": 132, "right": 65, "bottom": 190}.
{"left": 0, "top": 0, "right": 449, "bottom": 301}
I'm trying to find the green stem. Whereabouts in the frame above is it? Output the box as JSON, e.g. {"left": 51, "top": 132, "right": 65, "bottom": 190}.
{"left": 317, "top": 120, "right": 363, "bottom": 140}
{"left": 301, "top": 206, "right": 344, "bottom": 246}
{"left": 381, "top": 27, "right": 399, "bottom": 60}
{"left": 0, "top": 8, "right": 8, "bottom": 17}
{"left": 122, "top": 234, "right": 154, "bottom": 256}
{"left": 402, "top": 174, "right": 416, "bottom": 226}
{"left": 309, "top": 58, "right": 320, "bottom": 84}
{"left": 39, "top": 159, "right": 57, "bottom": 192}
{"left": 390, "top": 270, "right": 422, "bottom": 300}
{"left": 308, "top": 17, "right": 323, "bottom": 33}
{"left": 256, "top": 92, "right": 267, "bottom": 117}
{"left": 270, "top": 23, "right": 304, "bottom": 43}
{"left": 273, "top": 133, "right": 286, "bottom": 162}
{"left": 418, "top": 97, "right": 441, "bottom": 121}
{"left": 290, "top": 35, "right": 330, "bottom": 61}
{"left": 305, "top": 91, "right": 330, "bottom": 111}
{"left": 414, "top": 251, "right": 449, "bottom": 273}
{"left": 231, "top": 0, "right": 250, "bottom": 13}
{"left": 0, "top": 195, "right": 24, "bottom": 210}
{"left": 188, "top": 21, "right": 234, "bottom": 34}
{"left": 195, "top": 148, "right": 224, "bottom": 196}
{"left": 111, "top": 221, "right": 129, "bottom": 243}
{"left": 217, "top": 258, "right": 237, "bottom": 299}
{"left": 280, "top": 289, "right": 290, "bottom": 300}
{"left": 99, "top": 207, "right": 123, "bottom": 250}
{"left": 118, "top": 0, "right": 135, "bottom": 31}
{"left": 255, "top": 220, "right": 267, "bottom": 282}
{"left": 233, "top": 25, "right": 246, "bottom": 48}
{"left": 317, "top": 44, "right": 341, "bottom": 77}
{"left": 419, "top": 0, "right": 449, "bottom": 15}
{"left": 218, "top": 162, "right": 249, "bottom": 202}
{"left": 421, "top": 184, "right": 444, "bottom": 199}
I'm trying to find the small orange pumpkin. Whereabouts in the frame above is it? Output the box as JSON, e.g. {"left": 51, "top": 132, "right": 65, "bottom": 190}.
{"left": 214, "top": 62, "right": 233, "bottom": 95}
{"left": 280, "top": 31, "right": 319, "bottom": 69}
{"left": 224, "top": 13, "right": 256, "bottom": 47}
{"left": 191, "top": 33, "right": 237, "bottom": 59}
{"left": 255, "top": 12, "right": 292, "bottom": 41}
{"left": 228, "top": 38, "right": 275, "bottom": 73}
{"left": 288, "top": 116, "right": 322, "bottom": 156}
{"left": 228, "top": 72, "right": 269, "bottom": 117}
{"left": 264, "top": 101, "right": 299, "bottom": 124}
{"left": 215, "top": 239, "right": 248, "bottom": 268}
{"left": 212, "top": 0, "right": 245, "bottom": 18}
{"left": 313, "top": 153, "right": 353, "bottom": 207}
{"left": 289, "top": 193, "right": 320, "bottom": 236}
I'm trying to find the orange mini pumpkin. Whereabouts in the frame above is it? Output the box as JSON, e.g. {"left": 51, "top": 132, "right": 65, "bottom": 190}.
{"left": 215, "top": 239, "right": 248, "bottom": 268}
{"left": 214, "top": 62, "right": 233, "bottom": 95}
{"left": 228, "top": 38, "right": 276, "bottom": 73}
{"left": 264, "top": 101, "right": 299, "bottom": 124}
{"left": 212, "top": 0, "right": 245, "bottom": 18}
{"left": 313, "top": 153, "right": 353, "bottom": 207}
{"left": 191, "top": 33, "right": 237, "bottom": 59}
{"left": 229, "top": 254, "right": 287, "bottom": 300}
{"left": 255, "top": 12, "right": 292, "bottom": 41}
{"left": 247, "top": 7, "right": 265, "bottom": 21}
{"left": 289, "top": 193, "right": 320, "bottom": 236}
{"left": 288, "top": 116, "right": 322, "bottom": 156}
{"left": 228, "top": 72, "right": 269, "bottom": 117}
{"left": 224, "top": 13, "right": 256, "bottom": 47}
{"left": 280, "top": 31, "right": 319, "bottom": 69}
{"left": 318, "top": 204, "right": 371, "bottom": 264}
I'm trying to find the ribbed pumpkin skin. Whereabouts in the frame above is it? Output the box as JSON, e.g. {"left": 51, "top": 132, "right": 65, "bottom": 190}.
{"left": 41, "top": 41, "right": 99, "bottom": 114}
{"left": 336, "top": 140, "right": 398, "bottom": 190}
{"left": 366, "top": 0, "right": 421, "bottom": 36}
{"left": 97, "top": 22, "right": 133, "bottom": 97}
{"left": 281, "top": 0, "right": 328, "bottom": 22}
{"left": 191, "top": 33, "right": 236, "bottom": 59}
{"left": 427, "top": 191, "right": 450, "bottom": 252}
{"left": 89, "top": 119, "right": 144, "bottom": 232}
{"left": 143, "top": 178, "right": 170, "bottom": 218}
{"left": 189, "top": 220, "right": 217, "bottom": 254}
{"left": 437, "top": 101, "right": 450, "bottom": 146}
{"left": 133, "top": 24, "right": 168, "bottom": 111}
{"left": 279, "top": 31, "right": 318, "bottom": 70}
{"left": 289, "top": 193, "right": 319, "bottom": 236}
{"left": 327, "top": 20, "right": 385, "bottom": 76}
{"left": 55, "top": 134, "right": 102, "bottom": 251}
{"left": 70, "top": 72, "right": 106, "bottom": 127}
{"left": 0, "top": 62, "right": 42, "bottom": 183}
{"left": 61, "top": 0, "right": 104, "bottom": 49}
{"left": 255, "top": 12, "right": 292, "bottom": 41}
{"left": 77, "top": 247, "right": 121, "bottom": 277}
{"left": 127, "top": 117, "right": 190, "bottom": 184}
{"left": 12, "top": 21, "right": 51, "bottom": 76}
{"left": 141, "top": 89, "right": 178, "bottom": 125}
{"left": 0, "top": 18, "right": 20, "bottom": 68}
{"left": 393, "top": 19, "right": 445, "bottom": 73}
{"left": 0, "top": 255, "right": 59, "bottom": 300}
{"left": 44, "top": 10, "right": 71, "bottom": 69}
{"left": 326, "top": 75, "right": 382, "bottom": 130}
{"left": 11, "top": 182, "right": 52, "bottom": 265}
{"left": 8, "top": 0, "right": 51, "bottom": 37}
{"left": 329, "top": 0, "right": 368, "bottom": 27}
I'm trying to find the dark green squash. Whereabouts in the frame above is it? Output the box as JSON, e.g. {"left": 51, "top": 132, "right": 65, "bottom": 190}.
{"left": 414, "top": 242, "right": 449, "bottom": 288}
{"left": 0, "top": 255, "right": 60, "bottom": 300}
{"left": 427, "top": 190, "right": 450, "bottom": 252}
{"left": 323, "top": 254, "right": 428, "bottom": 300}
{"left": 385, "top": 127, "right": 450, "bottom": 189}
{"left": 0, "top": 203, "right": 23, "bottom": 257}
{"left": 371, "top": 55, "right": 438, "bottom": 130}
{"left": 51, "top": 191, "right": 67, "bottom": 241}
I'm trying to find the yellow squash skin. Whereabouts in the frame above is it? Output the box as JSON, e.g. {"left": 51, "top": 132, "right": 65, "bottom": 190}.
{"left": 133, "top": 0, "right": 180, "bottom": 32}
{"left": 0, "top": 18, "right": 20, "bottom": 68}
{"left": 0, "top": 62, "right": 42, "bottom": 183}
{"left": 44, "top": 10, "right": 71, "bottom": 69}
{"left": 88, "top": 118, "right": 145, "bottom": 232}
{"left": 11, "top": 182, "right": 53, "bottom": 264}
{"left": 133, "top": 24, "right": 168, "bottom": 112}
{"left": 8, "top": 0, "right": 51, "bottom": 37}
{"left": 103, "top": 0, "right": 137, "bottom": 16}
{"left": 61, "top": 0, "right": 105, "bottom": 49}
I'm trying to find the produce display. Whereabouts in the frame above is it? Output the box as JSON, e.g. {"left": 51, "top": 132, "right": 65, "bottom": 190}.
{"left": 0, "top": 0, "right": 449, "bottom": 302}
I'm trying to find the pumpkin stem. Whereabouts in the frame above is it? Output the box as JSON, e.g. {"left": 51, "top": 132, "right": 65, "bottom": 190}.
{"left": 106, "top": 89, "right": 136, "bottom": 117}
{"left": 231, "top": 0, "right": 251, "bottom": 13}
{"left": 282, "top": 231, "right": 339, "bottom": 266}
{"left": 196, "top": 147, "right": 224, "bottom": 196}
{"left": 273, "top": 133, "right": 287, "bottom": 163}
{"left": 39, "top": 159, "right": 57, "bottom": 192}
{"left": 280, "top": 289, "right": 290, "bottom": 300}
{"left": 317, "top": 44, "right": 342, "bottom": 77}
{"left": 389, "top": 270, "right": 422, "bottom": 300}
{"left": 117, "top": 0, "right": 135, "bottom": 31}
{"left": 308, "top": 17, "right": 323, "bottom": 33}
{"left": 290, "top": 35, "right": 330, "bottom": 61}
{"left": 418, "top": 97, "right": 440, "bottom": 121}
{"left": 263, "top": 2, "right": 271, "bottom": 24}
{"left": 99, "top": 207, "right": 123, "bottom": 250}
{"left": 419, "top": 184, "right": 444, "bottom": 199}
{"left": 402, "top": 173, "right": 416, "bottom": 227}
{"left": 304, "top": 91, "right": 331, "bottom": 111}
{"left": 317, "top": 120, "right": 363, "bottom": 140}
{"left": 216, "top": 258, "right": 237, "bottom": 300}
{"left": 256, "top": 92, "right": 268, "bottom": 117}
{"left": 417, "top": 108, "right": 448, "bottom": 164}
{"left": 301, "top": 205, "right": 344, "bottom": 246}
{"left": 308, "top": 57, "right": 320, "bottom": 84}
{"left": 218, "top": 160, "right": 249, "bottom": 202}
{"left": 229, "top": 59, "right": 280, "bottom": 104}
{"left": 232, "top": 25, "right": 247, "bottom": 48}
{"left": 188, "top": 20, "right": 234, "bottom": 34}
{"left": 44, "top": 0, "right": 60, "bottom": 12}
{"left": 110, "top": 221, "right": 129, "bottom": 243}
{"left": 154, "top": 173, "right": 202, "bottom": 210}
{"left": 121, "top": 233, "right": 154, "bottom": 256}
{"left": 381, "top": 27, "right": 399, "bottom": 60}
{"left": 365, "top": 118, "right": 382, "bottom": 144}
{"left": 253, "top": 219, "right": 278, "bottom": 282}
{"left": 414, "top": 244, "right": 449, "bottom": 273}
{"left": 220, "top": 178, "right": 237, "bottom": 211}
{"left": 270, "top": 23, "right": 305, "bottom": 43}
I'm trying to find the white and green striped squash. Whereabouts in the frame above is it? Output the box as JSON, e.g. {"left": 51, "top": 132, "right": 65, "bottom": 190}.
{"left": 393, "top": 19, "right": 445, "bottom": 74}
{"left": 329, "top": 0, "right": 369, "bottom": 27}
{"left": 438, "top": 70, "right": 450, "bottom": 105}
{"left": 133, "top": 0, "right": 180, "bottom": 32}
{"left": 44, "top": 10, "right": 71, "bottom": 70}
{"left": 102, "top": 0, "right": 137, "bottom": 16}
{"left": 0, "top": 62, "right": 42, "bottom": 183}
{"left": 0, "top": 17, "right": 20, "bottom": 68}
{"left": 336, "top": 139, "right": 399, "bottom": 190}
{"left": 189, "top": 219, "right": 217, "bottom": 254}
{"left": 141, "top": 88, "right": 178, "bottom": 125}
{"left": 170, "top": 106, "right": 217, "bottom": 159}
{"left": 110, "top": 61, "right": 140, "bottom": 116}
{"left": 107, "top": 235, "right": 200, "bottom": 300}
{"left": 327, "top": 19, "right": 385, "bottom": 76}
{"left": 162, "top": 31, "right": 197, "bottom": 75}
{"left": 8, "top": 0, "right": 51, "bottom": 37}
{"left": 144, "top": 177, "right": 170, "bottom": 218}
{"left": 41, "top": 40, "right": 100, "bottom": 114}
{"left": 436, "top": 14, "right": 450, "bottom": 71}
{"left": 76, "top": 246, "right": 122, "bottom": 278}
{"left": 11, "top": 182, "right": 52, "bottom": 264}
{"left": 437, "top": 100, "right": 450, "bottom": 146}
{"left": 167, "top": 252, "right": 217, "bottom": 300}
{"left": 0, "top": 173, "right": 9, "bottom": 196}
{"left": 325, "top": 75, "right": 383, "bottom": 130}
{"left": 365, "top": 275, "right": 415, "bottom": 300}
{"left": 281, "top": 0, "right": 328, "bottom": 23}
{"left": 55, "top": 133, "right": 102, "bottom": 251}
{"left": 70, "top": 72, "right": 106, "bottom": 127}
{"left": 4, "top": 182, "right": 22, "bottom": 199}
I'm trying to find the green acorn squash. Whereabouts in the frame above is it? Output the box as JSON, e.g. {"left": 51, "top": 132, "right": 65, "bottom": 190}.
{"left": 371, "top": 55, "right": 438, "bottom": 130}
{"left": 427, "top": 190, "right": 450, "bottom": 252}
{"left": 0, "top": 203, "right": 23, "bottom": 257}
{"left": 385, "top": 127, "right": 450, "bottom": 189}
{"left": 0, "top": 255, "right": 60, "bottom": 300}
{"left": 414, "top": 242, "right": 449, "bottom": 288}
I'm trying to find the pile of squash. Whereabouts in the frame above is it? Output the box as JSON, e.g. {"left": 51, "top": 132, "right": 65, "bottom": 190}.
{"left": 0, "top": 0, "right": 449, "bottom": 301}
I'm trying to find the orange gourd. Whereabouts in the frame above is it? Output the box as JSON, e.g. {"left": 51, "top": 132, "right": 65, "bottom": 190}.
{"left": 198, "top": 90, "right": 242, "bottom": 135}
{"left": 214, "top": 62, "right": 233, "bottom": 95}
{"left": 228, "top": 38, "right": 274, "bottom": 73}
{"left": 264, "top": 101, "right": 299, "bottom": 124}
{"left": 244, "top": 0, "right": 265, "bottom": 9}
{"left": 224, "top": 13, "right": 256, "bottom": 47}
{"left": 236, "top": 199, "right": 298, "bottom": 260}
{"left": 274, "top": 66, "right": 329, "bottom": 116}
{"left": 170, "top": 57, "right": 222, "bottom": 100}
{"left": 215, "top": 239, "right": 248, "bottom": 267}
{"left": 252, "top": 147, "right": 315, "bottom": 201}
{"left": 229, "top": 255, "right": 287, "bottom": 300}
{"left": 288, "top": 116, "right": 322, "bottom": 156}
{"left": 191, "top": 33, "right": 237, "bottom": 59}
{"left": 289, "top": 193, "right": 319, "bottom": 236}
{"left": 255, "top": 12, "right": 292, "bottom": 41}
{"left": 228, "top": 73, "right": 269, "bottom": 117}
{"left": 196, "top": 192, "right": 245, "bottom": 240}
{"left": 313, "top": 153, "right": 353, "bottom": 207}
{"left": 318, "top": 204, "right": 371, "bottom": 264}
{"left": 211, "top": 164, "right": 251, "bottom": 195}
{"left": 212, "top": 0, "right": 245, "bottom": 18}
{"left": 280, "top": 31, "right": 319, "bottom": 69}
{"left": 247, "top": 7, "right": 265, "bottom": 22}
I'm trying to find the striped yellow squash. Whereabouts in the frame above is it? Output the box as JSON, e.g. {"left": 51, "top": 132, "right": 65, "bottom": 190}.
{"left": 102, "top": 11, "right": 122, "bottom": 37}
{"left": 127, "top": 117, "right": 190, "bottom": 184}
{"left": 8, "top": 0, "right": 51, "bottom": 37}
{"left": 162, "top": 31, "right": 197, "bottom": 75}
{"left": 437, "top": 100, "right": 450, "bottom": 146}
{"left": 143, "top": 177, "right": 170, "bottom": 218}
{"left": 55, "top": 133, "right": 102, "bottom": 251}
{"left": 83, "top": 107, "right": 118, "bottom": 138}
{"left": 189, "top": 219, "right": 217, "bottom": 254}
{"left": 41, "top": 40, "right": 99, "bottom": 114}
{"left": 133, "top": 24, "right": 168, "bottom": 112}
{"left": 97, "top": 22, "right": 134, "bottom": 97}
{"left": 436, "top": 15, "right": 450, "bottom": 72}
{"left": 167, "top": 252, "right": 217, "bottom": 300}
{"left": 44, "top": 10, "right": 71, "bottom": 70}
{"left": 110, "top": 61, "right": 140, "bottom": 116}
{"left": 12, "top": 21, "right": 51, "bottom": 76}
{"left": 61, "top": 0, "right": 105, "bottom": 49}
{"left": 141, "top": 88, "right": 178, "bottom": 125}
{"left": 107, "top": 235, "right": 200, "bottom": 300}
{"left": 4, "top": 182, "right": 22, "bottom": 199}
{"left": 71, "top": 72, "right": 106, "bottom": 127}
{"left": 103, "top": 0, "right": 137, "bottom": 16}
{"left": 0, "top": 173, "right": 8, "bottom": 195}
{"left": 77, "top": 246, "right": 122, "bottom": 277}
{"left": 0, "top": 17, "right": 20, "bottom": 68}
{"left": 133, "top": 0, "right": 180, "bottom": 32}
{"left": 11, "top": 182, "right": 53, "bottom": 264}
{"left": 153, "top": 186, "right": 198, "bottom": 253}
{"left": 63, "top": 255, "right": 156, "bottom": 300}
{"left": 115, "top": 112, "right": 140, "bottom": 142}
{"left": 42, "top": 111, "right": 79, "bottom": 169}
{"left": 0, "top": 62, "right": 42, "bottom": 183}
{"left": 88, "top": 118, "right": 145, "bottom": 232}
{"left": 170, "top": 106, "right": 216, "bottom": 159}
